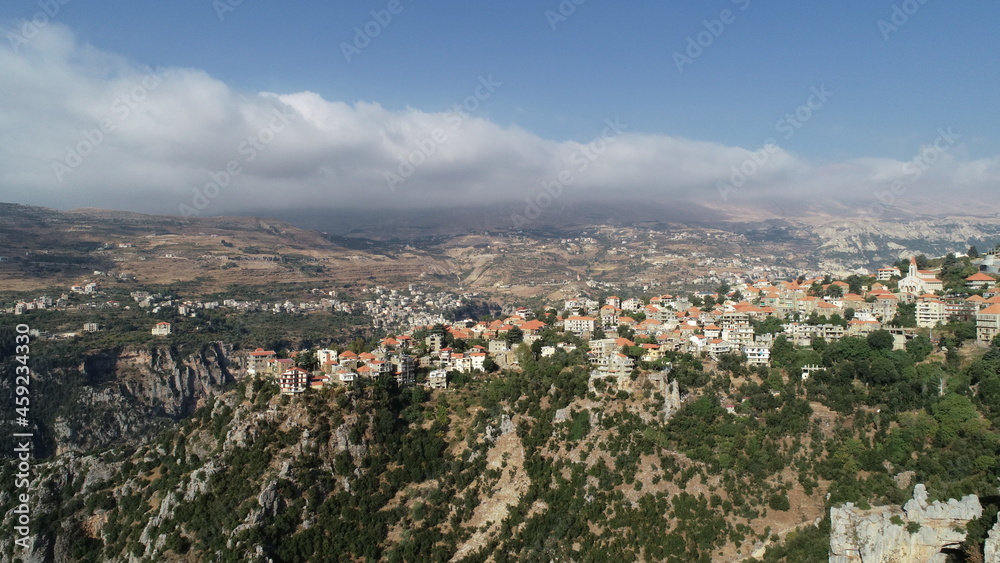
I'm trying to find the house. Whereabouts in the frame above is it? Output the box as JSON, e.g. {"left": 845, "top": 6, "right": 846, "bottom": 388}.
{"left": 848, "top": 319, "right": 881, "bottom": 336}
{"left": 309, "top": 374, "right": 331, "bottom": 389}
{"left": 621, "top": 297, "right": 644, "bottom": 312}
{"left": 743, "top": 345, "right": 771, "bottom": 366}
{"left": 247, "top": 348, "right": 277, "bottom": 375}
{"left": 428, "top": 369, "right": 448, "bottom": 389}
{"left": 976, "top": 304, "right": 1000, "bottom": 346}
{"left": 426, "top": 333, "right": 444, "bottom": 352}
{"left": 876, "top": 267, "right": 901, "bottom": 281}
{"left": 599, "top": 305, "right": 619, "bottom": 327}
{"left": 564, "top": 316, "right": 597, "bottom": 336}
{"left": 640, "top": 343, "right": 662, "bottom": 362}
{"left": 83, "top": 322, "right": 99, "bottom": 332}
{"left": 391, "top": 355, "right": 415, "bottom": 386}
{"left": 317, "top": 349, "right": 338, "bottom": 366}
{"left": 815, "top": 301, "right": 842, "bottom": 318}
{"left": 279, "top": 367, "right": 310, "bottom": 394}
{"left": 966, "top": 272, "right": 997, "bottom": 289}
{"left": 915, "top": 297, "right": 947, "bottom": 328}
{"left": 520, "top": 319, "right": 547, "bottom": 334}
{"left": 151, "top": 322, "right": 172, "bottom": 336}
{"left": 593, "top": 353, "right": 634, "bottom": 377}
{"left": 469, "top": 352, "right": 488, "bottom": 372}
{"left": 368, "top": 359, "right": 392, "bottom": 377}
{"left": 450, "top": 353, "right": 472, "bottom": 373}
{"left": 588, "top": 338, "right": 620, "bottom": 357}
{"left": 708, "top": 339, "right": 732, "bottom": 358}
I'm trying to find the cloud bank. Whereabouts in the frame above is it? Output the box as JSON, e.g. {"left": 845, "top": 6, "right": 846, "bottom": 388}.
{"left": 2, "top": 24, "right": 999, "bottom": 220}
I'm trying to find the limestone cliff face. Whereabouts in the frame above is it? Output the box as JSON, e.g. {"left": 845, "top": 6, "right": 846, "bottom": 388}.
{"left": 985, "top": 519, "right": 1000, "bottom": 563}
{"left": 53, "top": 343, "right": 238, "bottom": 453}
{"left": 829, "top": 484, "right": 982, "bottom": 563}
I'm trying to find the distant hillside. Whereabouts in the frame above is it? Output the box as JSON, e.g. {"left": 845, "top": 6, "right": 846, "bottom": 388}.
{"left": 2, "top": 202, "right": 998, "bottom": 297}
{"left": 0, "top": 203, "right": 455, "bottom": 293}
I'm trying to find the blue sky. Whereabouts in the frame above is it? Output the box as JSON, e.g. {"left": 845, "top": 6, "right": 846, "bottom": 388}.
{"left": 0, "top": 0, "right": 998, "bottom": 218}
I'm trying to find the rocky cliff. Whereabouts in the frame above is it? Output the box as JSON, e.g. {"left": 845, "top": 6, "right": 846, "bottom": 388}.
{"left": 985, "top": 519, "right": 1000, "bottom": 563}
{"left": 54, "top": 342, "right": 238, "bottom": 454}
{"left": 829, "top": 484, "right": 983, "bottom": 563}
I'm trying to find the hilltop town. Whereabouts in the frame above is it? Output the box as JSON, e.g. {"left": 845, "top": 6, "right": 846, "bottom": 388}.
{"left": 8, "top": 246, "right": 1000, "bottom": 399}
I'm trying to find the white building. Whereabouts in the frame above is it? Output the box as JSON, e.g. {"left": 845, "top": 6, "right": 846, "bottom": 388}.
{"left": 428, "top": 369, "right": 448, "bottom": 389}
{"left": 977, "top": 304, "right": 1000, "bottom": 346}
{"left": 279, "top": 368, "right": 309, "bottom": 394}
{"left": 916, "top": 298, "right": 947, "bottom": 328}
{"left": 742, "top": 345, "right": 771, "bottom": 366}
{"left": 898, "top": 257, "right": 943, "bottom": 295}
{"left": 564, "top": 316, "right": 597, "bottom": 335}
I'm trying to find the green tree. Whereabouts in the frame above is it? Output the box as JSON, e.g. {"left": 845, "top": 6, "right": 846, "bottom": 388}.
{"left": 296, "top": 349, "right": 318, "bottom": 371}
{"left": 905, "top": 335, "right": 932, "bottom": 362}
{"left": 505, "top": 325, "right": 524, "bottom": 344}
{"left": 754, "top": 316, "right": 784, "bottom": 336}
{"left": 770, "top": 335, "right": 795, "bottom": 368}
{"left": 482, "top": 357, "right": 499, "bottom": 373}
{"left": 845, "top": 274, "right": 868, "bottom": 295}
{"left": 867, "top": 330, "right": 895, "bottom": 352}
{"left": 890, "top": 303, "right": 917, "bottom": 328}
{"left": 968, "top": 245, "right": 980, "bottom": 258}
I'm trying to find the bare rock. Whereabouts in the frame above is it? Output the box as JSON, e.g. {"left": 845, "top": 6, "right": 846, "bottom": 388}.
{"left": 829, "top": 484, "right": 982, "bottom": 563}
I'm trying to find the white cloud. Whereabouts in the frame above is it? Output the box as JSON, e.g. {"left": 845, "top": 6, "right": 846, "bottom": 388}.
{"left": 1, "top": 24, "right": 998, "bottom": 219}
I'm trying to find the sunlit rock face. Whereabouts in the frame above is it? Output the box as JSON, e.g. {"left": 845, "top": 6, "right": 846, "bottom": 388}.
{"left": 829, "top": 484, "right": 982, "bottom": 563}
{"left": 985, "top": 519, "right": 1000, "bottom": 563}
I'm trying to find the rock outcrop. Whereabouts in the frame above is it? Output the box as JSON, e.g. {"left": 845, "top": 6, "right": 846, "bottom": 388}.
{"left": 829, "top": 484, "right": 982, "bottom": 563}
{"left": 985, "top": 518, "right": 1000, "bottom": 563}
{"left": 53, "top": 342, "right": 237, "bottom": 453}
